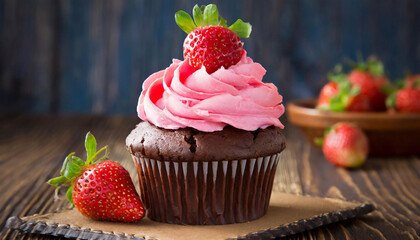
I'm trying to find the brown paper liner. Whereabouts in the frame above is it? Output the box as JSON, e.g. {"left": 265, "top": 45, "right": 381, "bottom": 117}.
{"left": 132, "top": 153, "right": 281, "bottom": 225}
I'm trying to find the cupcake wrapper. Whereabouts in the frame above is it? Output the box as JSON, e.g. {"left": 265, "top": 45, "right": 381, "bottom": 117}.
{"left": 132, "top": 153, "right": 281, "bottom": 225}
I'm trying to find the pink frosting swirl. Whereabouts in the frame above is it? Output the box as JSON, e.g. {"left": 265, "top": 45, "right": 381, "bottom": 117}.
{"left": 137, "top": 51, "right": 285, "bottom": 132}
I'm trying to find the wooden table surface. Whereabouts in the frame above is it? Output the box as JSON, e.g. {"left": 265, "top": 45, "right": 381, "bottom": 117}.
{"left": 1, "top": 115, "right": 419, "bottom": 240}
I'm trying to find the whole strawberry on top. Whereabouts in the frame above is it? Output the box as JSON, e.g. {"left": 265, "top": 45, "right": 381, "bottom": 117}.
{"left": 316, "top": 122, "right": 369, "bottom": 168}
{"left": 48, "top": 133, "right": 144, "bottom": 223}
{"left": 175, "top": 4, "right": 251, "bottom": 73}
{"left": 316, "top": 57, "right": 389, "bottom": 112}
{"left": 387, "top": 74, "right": 420, "bottom": 113}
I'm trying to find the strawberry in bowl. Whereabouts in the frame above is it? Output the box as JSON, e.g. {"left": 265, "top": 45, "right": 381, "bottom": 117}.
{"left": 387, "top": 74, "right": 420, "bottom": 113}
{"left": 316, "top": 58, "right": 389, "bottom": 112}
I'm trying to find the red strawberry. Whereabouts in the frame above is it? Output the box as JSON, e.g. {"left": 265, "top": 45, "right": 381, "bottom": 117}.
{"left": 347, "top": 69, "right": 388, "bottom": 111}
{"left": 346, "top": 93, "right": 370, "bottom": 111}
{"left": 183, "top": 26, "right": 243, "bottom": 73}
{"left": 48, "top": 133, "right": 145, "bottom": 223}
{"left": 316, "top": 122, "right": 369, "bottom": 168}
{"left": 395, "top": 88, "right": 420, "bottom": 113}
{"left": 175, "top": 4, "right": 251, "bottom": 74}
{"left": 316, "top": 82, "right": 339, "bottom": 109}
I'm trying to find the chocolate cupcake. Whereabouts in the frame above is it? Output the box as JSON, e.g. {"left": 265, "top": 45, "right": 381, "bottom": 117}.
{"left": 126, "top": 4, "right": 286, "bottom": 225}
{"left": 127, "top": 122, "right": 285, "bottom": 224}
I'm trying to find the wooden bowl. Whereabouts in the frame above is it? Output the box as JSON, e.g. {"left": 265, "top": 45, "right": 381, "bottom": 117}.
{"left": 287, "top": 98, "right": 420, "bottom": 157}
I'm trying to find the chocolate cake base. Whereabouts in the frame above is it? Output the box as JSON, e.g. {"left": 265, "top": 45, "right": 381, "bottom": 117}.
{"left": 132, "top": 153, "right": 281, "bottom": 225}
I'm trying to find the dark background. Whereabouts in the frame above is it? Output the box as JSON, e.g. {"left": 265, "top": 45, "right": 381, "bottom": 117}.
{"left": 0, "top": 0, "right": 419, "bottom": 115}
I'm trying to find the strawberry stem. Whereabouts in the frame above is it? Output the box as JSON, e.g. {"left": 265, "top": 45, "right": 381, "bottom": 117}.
{"left": 85, "top": 146, "right": 108, "bottom": 165}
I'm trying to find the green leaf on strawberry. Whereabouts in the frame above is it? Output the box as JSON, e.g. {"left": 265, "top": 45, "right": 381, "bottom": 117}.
{"left": 219, "top": 16, "right": 228, "bottom": 28}
{"left": 386, "top": 92, "right": 397, "bottom": 109}
{"left": 47, "top": 132, "right": 109, "bottom": 204}
{"left": 175, "top": 4, "right": 252, "bottom": 38}
{"left": 366, "top": 58, "right": 384, "bottom": 77}
{"left": 203, "top": 4, "right": 219, "bottom": 26}
{"left": 175, "top": 10, "right": 196, "bottom": 34}
{"left": 85, "top": 132, "right": 97, "bottom": 161}
{"left": 314, "top": 137, "right": 324, "bottom": 147}
{"left": 229, "top": 19, "right": 252, "bottom": 38}
{"left": 192, "top": 4, "right": 204, "bottom": 27}
{"left": 66, "top": 185, "right": 74, "bottom": 205}
{"left": 349, "top": 55, "right": 385, "bottom": 77}
{"left": 314, "top": 126, "right": 334, "bottom": 147}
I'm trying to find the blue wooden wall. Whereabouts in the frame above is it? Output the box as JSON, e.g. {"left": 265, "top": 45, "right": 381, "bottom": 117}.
{"left": 0, "top": 0, "right": 419, "bottom": 114}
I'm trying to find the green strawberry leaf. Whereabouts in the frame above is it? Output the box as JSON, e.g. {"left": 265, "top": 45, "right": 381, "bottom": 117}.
{"left": 367, "top": 58, "right": 384, "bottom": 76}
{"left": 63, "top": 161, "right": 82, "bottom": 180}
{"left": 349, "top": 86, "right": 360, "bottom": 96}
{"left": 175, "top": 10, "right": 197, "bottom": 34}
{"left": 386, "top": 92, "right": 397, "bottom": 108}
{"left": 219, "top": 16, "right": 228, "bottom": 28}
{"left": 229, "top": 19, "right": 252, "bottom": 38}
{"left": 414, "top": 79, "right": 420, "bottom": 88}
{"left": 85, "top": 132, "right": 97, "bottom": 161}
{"left": 60, "top": 152, "right": 75, "bottom": 175}
{"left": 327, "top": 65, "right": 346, "bottom": 83}
{"left": 192, "top": 4, "right": 204, "bottom": 27}
{"left": 380, "top": 84, "right": 397, "bottom": 95}
{"left": 326, "top": 76, "right": 353, "bottom": 112}
{"left": 47, "top": 176, "right": 68, "bottom": 188}
{"left": 324, "top": 126, "right": 334, "bottom": 135}
{"left": 203, "top": 4, "right": 219, "bottom": 26}
{"left": 66, "top": 185, "right": 74, "bottom": 205}
{"left": 328, "top": 97, "right": 347, "bottom": 112}
{"left": 355, "top": 52, "right": 367, "bottom": 70}
{"left": 348, "top": 55, "right": 385, "bottom": 77}
{"left": 314, "top": 137, "right": 324, "bottom": 147}
{"left": 200, "top": 5, "right": 206, "bottom": 12}
{"left": 396, "top": 80, "right": 405, "bottom": 89}
{"left": 72, "top": 156, "right": 85, "bottom": 167}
